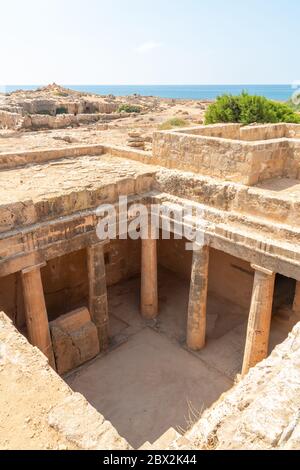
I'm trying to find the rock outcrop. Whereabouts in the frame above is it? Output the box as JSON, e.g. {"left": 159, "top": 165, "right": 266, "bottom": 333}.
{"left": 169, "top": 322, "right": 300, "bottom": 450}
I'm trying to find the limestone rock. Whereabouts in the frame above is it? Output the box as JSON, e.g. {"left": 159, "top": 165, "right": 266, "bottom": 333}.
{"left": 128, "top": 132, "right": 141, "bottom": 138}
{"left": 48, "top": 393, "right": 130, "bottom": 450}
{"left": 178, "top": 322, "right": 300, "bottom": 450}
{"left": 127, "top": 131, "right": 146, "bottom": 150}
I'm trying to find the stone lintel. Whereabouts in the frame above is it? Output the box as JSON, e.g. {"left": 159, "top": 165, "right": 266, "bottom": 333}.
{"left": 22, "top": 262, "right": 47, "bottom": 274}
{"left": 251, "top": 264, "right": 274, "bottom": 276}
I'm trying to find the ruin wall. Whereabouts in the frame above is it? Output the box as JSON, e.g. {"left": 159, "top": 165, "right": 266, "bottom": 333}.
{"left": 152, "top": 124, "right": 300, "bottom": 185}
{"left": 154, "top": 169, "right": 300, "bottom": 227}
{"left": 0, "top": 110, "right": 23, "bottom": 129}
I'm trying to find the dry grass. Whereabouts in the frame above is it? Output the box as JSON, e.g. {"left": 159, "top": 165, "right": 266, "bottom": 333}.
{"left": 176, "top": 399, "right": 204, "bottom": 436}
{"left": 158, "top": 118, "right": 190, "bottom": 130}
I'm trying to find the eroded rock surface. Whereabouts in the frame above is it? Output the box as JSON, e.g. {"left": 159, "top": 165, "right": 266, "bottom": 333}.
{"left": 169, "top": 322, "right": 300, "bottom": 450}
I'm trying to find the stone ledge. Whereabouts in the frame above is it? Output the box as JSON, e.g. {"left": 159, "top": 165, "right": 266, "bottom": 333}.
{"left": 48, "top": 393, "right": 131, "bottom": 450}
{"left": 172, "top": 322, "right": 300, "bottom": 450}
{"left": 0, "top": 311, "right": 130, "bottom": 450}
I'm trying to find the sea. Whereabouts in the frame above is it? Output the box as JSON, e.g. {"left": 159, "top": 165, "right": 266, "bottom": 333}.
{"left": 2, "top": 84, "right": 295, "bottom": 101}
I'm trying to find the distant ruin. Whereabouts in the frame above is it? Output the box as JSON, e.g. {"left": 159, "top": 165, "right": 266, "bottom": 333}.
{"left": 0, "top": 84, "right": 148, "bottom": 130}
{"left": 1, "top": 118, "right": 300, "bottom": 450}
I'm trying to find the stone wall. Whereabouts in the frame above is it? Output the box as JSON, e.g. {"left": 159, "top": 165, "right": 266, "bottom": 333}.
{"left": 248, "top": 139, "right": 289, "bottom": 184}
{"left": 0, "top": 110, "right": 23, "bottom": 129}
{"left": 240, "top": 123, "right": 287, "bottom": 141}
{"left": 3, "top": 97, "right": 118, "bottom": 122}
{"left": 179, "top": 123, "right": 297, "bottom": 141}
{"left": 177, "top": 124, "right": 241, "bottom": 139}
{"left": 56, "top": 100, "right": 117, "bottom": 115}
{"left": 287, "top": 124, "right": 300, "bottom": 139}
{"left": 152, "top": 124, "right": 300, "bottom": 185}
{"left": 0, "top": 144, "right": 105, "bottom": 170}
{"left": 18, "top": 98, "right": 57, "bottom": 116}
{"left": 152, "top": 131, "right": 254, "bottom": 184}
{"left": 284, "top": 140, "right": 300, "bottom": 178}
{"left": 22, "top": 112, "right": 129, "bottom": 130}
{"left": 154, "top": 168, "right": 300, "bottom": 227}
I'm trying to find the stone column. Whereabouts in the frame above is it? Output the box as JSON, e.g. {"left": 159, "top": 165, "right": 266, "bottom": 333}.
{"left": 22, "top": 264, "right": 55, "bottom": 369}
{"left": 187, "top": 245, "right": 209, "bottom": 351}
{"left": 87, "top": 242, "right": 109, "bottom": 351}
{"left": 293, "top": 281, "right": 300, "bottom": 315}
{"left": 141, "top": 223, "right": 158, "bottom": 319}
{"left": 242, "top": 264, "right": 275, "bottom": 376}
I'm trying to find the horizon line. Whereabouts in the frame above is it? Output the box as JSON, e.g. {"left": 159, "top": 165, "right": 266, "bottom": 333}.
{"left": 2, "top": 83, "right": 293, "bottom": 87}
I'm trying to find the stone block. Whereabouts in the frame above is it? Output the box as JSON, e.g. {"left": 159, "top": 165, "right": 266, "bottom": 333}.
{"left": 50, "top": 307, "right": 100, "bottom": 375}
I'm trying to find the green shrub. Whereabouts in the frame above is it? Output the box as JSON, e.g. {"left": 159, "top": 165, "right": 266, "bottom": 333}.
{"left": 54, "top": 91, "right": 69, "bottom": 97}
{"left": 117, "top": 104, "right": 141, "bottom": 114}
{"left": 205, "top": 92, "right": 300, "bottom": 125}
{"left": 56, "top": 107, "right": 68, "bottom": 115}
{"left": 158, "top": 118, "right": 189, "bottom": 130}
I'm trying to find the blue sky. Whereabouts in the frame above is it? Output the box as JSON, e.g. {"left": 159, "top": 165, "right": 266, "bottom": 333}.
{"left": 1, "top": 0, "right": 299, "bottom": 85}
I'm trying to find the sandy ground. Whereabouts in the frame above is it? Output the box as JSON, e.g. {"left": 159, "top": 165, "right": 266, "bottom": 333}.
{"left": 66, "top": 268, "right": 298, "bottom": 448}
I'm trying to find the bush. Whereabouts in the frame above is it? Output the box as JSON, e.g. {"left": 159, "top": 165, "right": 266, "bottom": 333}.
{"left": 54, "top": 91, "right": 69, "bottom": 97}
{"left": 205, "top": 92, "right": 300, "bottom": 125}
{"left": 158, "top": 118, "right": 189, "bottom": 130}
{"left": 117, "top": 104, "right": 141, "bottom": 114}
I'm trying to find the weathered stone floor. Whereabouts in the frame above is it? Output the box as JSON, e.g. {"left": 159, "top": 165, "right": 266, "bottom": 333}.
{"left": 0, "top": 154, "right": 155, "bottom": 206}
{"left": 66, "top": 268, "right": 299, "bottom": 448}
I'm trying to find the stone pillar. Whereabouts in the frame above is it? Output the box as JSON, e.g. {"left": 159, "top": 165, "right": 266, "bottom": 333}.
{"left": 22, "top": 264, "right": 55, "bottom": 369}
{"left": 141, "top": 223, "right": 158, "bottom": 319}
{"left": 242, "top": 264, "right": 275, "bottom": 376}
{"left": 293, "top": 281, "right": 300, "bottom": 315}
{"left": 87, "top": 242, "right": 109, "bottom": 351}
{"left": 187, "top": 245, "right": 209, "bottom": 351}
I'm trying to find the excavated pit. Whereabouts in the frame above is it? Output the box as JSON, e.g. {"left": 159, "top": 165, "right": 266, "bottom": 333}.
{"left": 62, "top": 248, "right": 298, "bottom": 448}
{"left": 1, "top": 122, "right": 300, "bottom": 450}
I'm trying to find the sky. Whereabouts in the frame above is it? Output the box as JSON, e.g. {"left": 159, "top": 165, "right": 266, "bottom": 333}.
{"left": 0, "top": 0, "right": 299, "bottom": 85}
